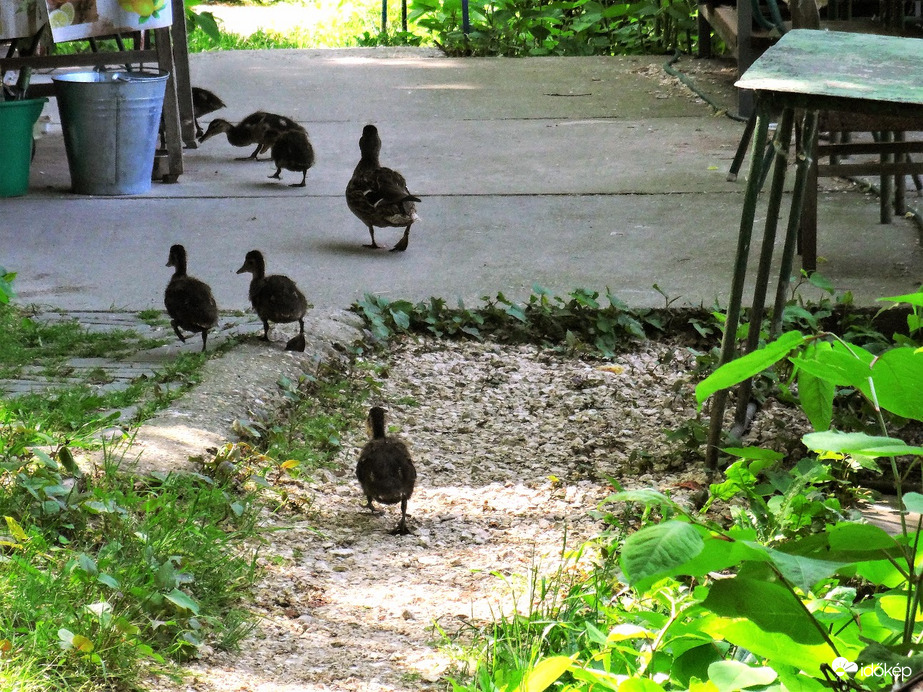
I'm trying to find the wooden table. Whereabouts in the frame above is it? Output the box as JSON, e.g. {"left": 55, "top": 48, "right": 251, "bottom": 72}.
{"left": 704, "top": 29, "right": 923, "bottom": 470}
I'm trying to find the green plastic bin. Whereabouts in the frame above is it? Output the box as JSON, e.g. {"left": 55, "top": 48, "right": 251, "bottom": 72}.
{"left": 0, "top": 98, "right": 48, "bottom": 197}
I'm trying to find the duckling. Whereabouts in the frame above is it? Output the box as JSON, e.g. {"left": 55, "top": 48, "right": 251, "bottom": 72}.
{"left": 191, "top": 87, "right": 226, "bottom": 139}
{"left": 235, "top": 250, "right": 308, "bottom": 351}
{"left": 269, "top": 129, "right": 315, "bottom": 187}
{"left": 164, "top": 244, "right": 219, "bottom": 352}
{"left": 356, "top": 406, "right": 417, "bottom": 535}
{"left": 346, "top": 124, "right": 421, "bottom": 252}
{"left": 198, "top": 111, "right": 305, "bottom": 161}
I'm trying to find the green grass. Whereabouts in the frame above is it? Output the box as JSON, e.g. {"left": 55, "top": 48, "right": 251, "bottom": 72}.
{"left": 0, "top": 446, "right": 262, "bottom": 690}
{"left": 0, "top": 304, "right": 228, "bottom": 439}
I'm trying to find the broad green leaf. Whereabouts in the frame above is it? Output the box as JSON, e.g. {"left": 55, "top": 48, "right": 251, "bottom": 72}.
{"left": 756, "top": 545, "right": 851, "bottom": 593}
{"left": 699, "top": 614, "right": 849, "bottom": 675}
{"left": 775, "top": 669, "right": 829, "bottom": 692}
{"left": 827, "top": 522, "right": 899, "bottom": 552}
{"left": 517, "top": 656, "right": 573, "bottom": 692}
{"left": 807, "top": 272, "right": 835, "bottom": 293}
{"left": 620, "top": 520, "right": 704, "bottom": 585}
{"left": 803, "top": 431, "right": 923, "bottom": 458}
{"left": 879, "top": 594, "right": 923, "bottom": 623}
{"left": 604, "top": 488, "right": 680, "bottom": 509}
{"left": 57, "top": 446, "right": 82, "bottom": 476}
{"left": 31, "top": 448, "right": 59, "bottom": 470}
{"left": 855, "top": 558, "right": 906, "bottom": 588}
{"left": 790, "top": 342, "right": 873, "bottom": 391}
{"left": 569, "top": 666, "right": 623, "bottom": 690}
{"left": 722, "top": 447, "right": 784, "bottom": 462}
{"left": 673, "top": 643, "right": 725, "bottom": 688}
{"left": 878, "top": 291, "right": 923, "bottom": 308}
{"left": 902, "top": 492, "right": 923, "bottom": 514}
{"left": 97, "top": 574, "right": 120, "bottom": 589}
{"left": 695, "top": 331, "right": 806, "bottom": 408}
{"left": 618, "top": 679, "right": 667, "bottom": 692}
{"left": 165, "top": 588, "right": 200, "bottom": 615}
{"left": 78, "top": 553, "right": 98, "bottom": 576}
{"left": 606, "top": 623, "right": 653, "bottom": 642}
{"left": 707, "top": 660, "right": 776, "bottom": 692}
{"left": 702, "top": 577, "right": 825, "bottom": 644}
{"left": 871, "top": 348, "right": 923, "bottom": 422}
{"left": 155, "top": 561, "right": 178, "bottom": 590}
{"left": 796, "top": 344, "right": 834, "bottom": 432}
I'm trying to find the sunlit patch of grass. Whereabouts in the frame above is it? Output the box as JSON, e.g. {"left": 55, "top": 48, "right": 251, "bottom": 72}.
{"left": 189, "top": 0, "right": 419, "bottom": 50}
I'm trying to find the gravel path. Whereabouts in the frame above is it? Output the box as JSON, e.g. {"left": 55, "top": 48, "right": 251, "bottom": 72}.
{"left": 153, "top": 334, "right": 742, "bottom": 692}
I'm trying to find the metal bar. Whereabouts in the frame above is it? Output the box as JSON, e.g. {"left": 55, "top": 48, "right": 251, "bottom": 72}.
{"left": 382, "top": 0, "right": 388, "bottom": 34}
{"left": 816, "top": 161, "right": 923, "bottom": 177}
{"left": 880, "top": 130, "right": 893, "bottom": 224}
{"left": 732, "top": 107, "right": 795, "bottom": 430}
{"left": 462, "top": 0, "right": 471, "bottom": 35}
{"left": 0, "top": 50, "right": 158, "bottom": 70}
{"left": 895, "top": 131, "right": 907, "bottom": 215}
{"left": 705, "top": 100, "right": 772, "bottom": 471}
{"left": 773, "top": 110, "right": 819, "bottom": 337}
{"left": 817, "top": 140, "right": 923, "bottom": 156}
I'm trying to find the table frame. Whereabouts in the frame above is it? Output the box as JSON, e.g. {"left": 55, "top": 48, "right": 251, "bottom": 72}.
{"left": 704, "top": 29, "right": 923, "bottom": 470}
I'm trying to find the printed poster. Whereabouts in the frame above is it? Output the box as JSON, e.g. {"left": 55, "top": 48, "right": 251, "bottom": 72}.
{"left": 0, "top": 0, "right": 171, "bottom": 42}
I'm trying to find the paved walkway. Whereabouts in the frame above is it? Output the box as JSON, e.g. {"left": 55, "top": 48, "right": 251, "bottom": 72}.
{"left": 8, "top": 48, "right": 923, "bottom": 314}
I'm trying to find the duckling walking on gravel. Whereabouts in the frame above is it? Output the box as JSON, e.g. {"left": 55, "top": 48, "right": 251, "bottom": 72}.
{"left": 236, "top": 250, "right": 309, "bottom": 351}
{"left": 269, "top": 129, "right": 315, "bottom": 187}
{"left": 164, "top": 244, "right": 219, "bottom": 352}
{"left": 346, "top": 124, "right": 421, "bottom": 251}
{"left": 356, "top": 406, "right": 417, "bottom": 535}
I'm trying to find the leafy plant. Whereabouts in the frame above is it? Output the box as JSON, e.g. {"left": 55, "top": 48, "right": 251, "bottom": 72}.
{"left": 354, "top": 287, "right": 694, "bottom": 358}
{"left": 0, "top": 439, "right": 262, "bottom": 689}
{"left": 409, "top": 0, "right": 698, "bottom": 56}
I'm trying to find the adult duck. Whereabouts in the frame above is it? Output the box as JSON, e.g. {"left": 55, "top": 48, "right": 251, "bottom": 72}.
{"left": 346, "top": 124, "right": 421, "bottom": 251}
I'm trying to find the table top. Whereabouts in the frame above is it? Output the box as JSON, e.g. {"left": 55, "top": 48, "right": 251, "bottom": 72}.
{"left": 735, "top": 29, "right": 923, "bottom": 108}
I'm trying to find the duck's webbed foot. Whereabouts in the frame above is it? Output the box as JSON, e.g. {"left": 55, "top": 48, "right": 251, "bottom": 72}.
{"left": 363, "top": 226, "right": 380, "bottom": 249}
{"left": 389, "top": 499, "right": 413, "bottom": 535}
{"left": 171, "top": 321, "right": 187, "bottom": 342}
{"left": 390, "top": 225, "right": 411, "bottom": 252}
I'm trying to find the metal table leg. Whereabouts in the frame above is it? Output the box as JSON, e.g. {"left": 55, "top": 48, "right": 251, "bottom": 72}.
{"left": 705, "top": 98, "right": 773, "bottom": 470}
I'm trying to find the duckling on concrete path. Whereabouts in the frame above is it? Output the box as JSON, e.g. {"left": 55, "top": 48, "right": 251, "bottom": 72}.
{"left": 235, "top": 250, "right": 309, "bottom": 352}
{"left": 356, "top": 406, "right": 417, "bottom": 535}
{"left": 164, "top": 244, "right": 219, "bottom": 352}
{"left": 191, "top": 87, "right": 226, "bottom": 139}
{"left": 198, "top": 111, "right": 305, "bottom": 161}
{"left": 346, "top": 124, "right": 421, "bottom": 252}
{"left": 269, "top": 129, "right": 315, "bottom": 188}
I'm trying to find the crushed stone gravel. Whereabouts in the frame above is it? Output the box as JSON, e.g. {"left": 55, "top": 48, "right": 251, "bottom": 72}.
{"left": 151, "top": 333, "right": 815, "bottom": 691}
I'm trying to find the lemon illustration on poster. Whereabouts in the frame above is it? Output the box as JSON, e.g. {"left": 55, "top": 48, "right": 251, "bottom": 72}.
{"left": 0, "top": 0, "right": 171, "bottom": 42}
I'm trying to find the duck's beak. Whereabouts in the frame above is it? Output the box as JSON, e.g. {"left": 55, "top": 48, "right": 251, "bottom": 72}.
{"left": 235, "top": 264, "right": 247, "bottom": 274}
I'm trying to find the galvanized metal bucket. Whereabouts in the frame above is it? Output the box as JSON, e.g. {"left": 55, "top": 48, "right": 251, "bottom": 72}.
{"left": 53, "top": 70, "right": 168, "bottom": 195}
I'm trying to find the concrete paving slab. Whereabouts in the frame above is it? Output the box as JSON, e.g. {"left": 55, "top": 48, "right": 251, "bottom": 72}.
{"left": 5, "top": 48, "right": 922, "bottom": 313}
